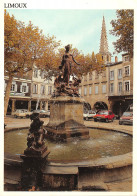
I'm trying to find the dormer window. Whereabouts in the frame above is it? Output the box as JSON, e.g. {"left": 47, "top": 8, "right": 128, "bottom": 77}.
{"left": 124, "top": 56, "right": 129, "bottom": 62}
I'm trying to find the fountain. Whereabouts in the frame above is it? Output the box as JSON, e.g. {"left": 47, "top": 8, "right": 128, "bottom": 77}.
{"left": 4, "top": 45, "right": 132, "bottom": 191}
{"left": 45, "top": 44, "right": 90, "bottom": 142}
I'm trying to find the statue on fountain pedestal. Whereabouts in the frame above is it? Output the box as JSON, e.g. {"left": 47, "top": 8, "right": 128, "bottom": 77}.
{"left": 60, "top": 44, "right": 80, "bottom": 85}
{"left": 54, "top": 44, "right": 81, "bottom": 97}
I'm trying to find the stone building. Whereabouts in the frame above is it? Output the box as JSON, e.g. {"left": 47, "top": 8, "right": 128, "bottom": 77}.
{"left": 108, "top": 54, "right": 133, "bottom": 116}
{"left": 5, "top": 72, "right": 32, "bottom": 114}
{"left": 31, "top": 67, "right": 55, "bottom": 111}
{"left": 4, "top": 68, "right": 55, "bottom": 114}
{"left": 79, "top": 16, "right": 133, "bottom": 117}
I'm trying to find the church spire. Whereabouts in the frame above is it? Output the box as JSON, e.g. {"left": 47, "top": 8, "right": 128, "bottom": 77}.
{"left": 99, "top": 16, "right": 111, "bottom": 63}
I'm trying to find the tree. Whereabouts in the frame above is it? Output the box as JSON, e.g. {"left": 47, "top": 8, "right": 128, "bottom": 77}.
{"left": 37, "top": 45, "right": 104, "bottom": 80}
{"left": 4, "top": 10, "right": 60, "bottom": 116}
{"left": 70, "top": 50, "right": 104, "bottom": 77}
{"left": 4, "top": 10, "right": 103, "bottom": 116}
{"left": 110, "top": 9, "right": 134, "bottom": 57}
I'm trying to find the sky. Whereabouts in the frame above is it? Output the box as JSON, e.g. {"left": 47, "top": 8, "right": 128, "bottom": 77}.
{"left": 7, "top": 9, "right": 122, "bottom": 62}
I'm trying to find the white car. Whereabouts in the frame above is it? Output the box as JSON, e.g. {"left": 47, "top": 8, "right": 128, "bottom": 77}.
{"left": 33, "top": 110, "right": 50, "bottom": 118}
{"left": 83, "top": 110, "right": 96, "bottom": 121}
{"left": 12, "top": 109, "right": 32, "bottom": 118}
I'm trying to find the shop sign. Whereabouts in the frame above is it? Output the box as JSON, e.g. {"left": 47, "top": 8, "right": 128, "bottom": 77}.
{"left": 124, "top": 97, "right": 132, "bottom": 100}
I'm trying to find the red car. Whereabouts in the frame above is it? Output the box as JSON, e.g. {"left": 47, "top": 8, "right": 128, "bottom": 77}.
{"left": 93, "top": 110, "right": 115, "bottom": 123}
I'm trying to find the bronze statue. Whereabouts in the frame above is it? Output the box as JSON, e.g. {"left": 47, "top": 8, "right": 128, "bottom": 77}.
{"left": 59, "top": 44, "right": 80, "bottom": 85}
{"left": 53, "top": 44, "right": 81, "bottom": 97}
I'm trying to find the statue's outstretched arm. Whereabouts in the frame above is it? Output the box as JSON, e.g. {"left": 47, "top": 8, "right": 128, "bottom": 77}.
{"left": 72, "top": 55, "right": 80, "bottom": 65}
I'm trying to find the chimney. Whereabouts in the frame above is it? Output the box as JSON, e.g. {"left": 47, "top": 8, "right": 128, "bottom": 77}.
{"left": 115, "top": 56, "right": 118, "bottom": 63}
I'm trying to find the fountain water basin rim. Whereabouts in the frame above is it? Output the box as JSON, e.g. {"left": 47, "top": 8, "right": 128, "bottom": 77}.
{"left": 4, "top": 126, "right": 132, "bottom": 168}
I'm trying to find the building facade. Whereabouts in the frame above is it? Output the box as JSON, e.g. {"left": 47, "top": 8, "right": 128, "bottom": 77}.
{"left": 5, "top": 72, "right": 32, "bottom": 114}
{"left": 108, "top": 54, "right": 133, "bottom": 116}
{"left": 31, "top": 67, "right": 55, "bottom": 111}
{"left": 79, "top": 56, "right": 133, "bottom": 117}
{"left": 4, "top": 68, "right": 55, "bottom": 114}
{"left": 79, "top": 16, "right": 133, "bottom": 117}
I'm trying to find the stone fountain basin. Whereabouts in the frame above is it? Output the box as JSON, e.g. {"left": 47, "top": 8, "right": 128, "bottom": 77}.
{"left": 4, "top": 126, "right": 132, "bottom": 191}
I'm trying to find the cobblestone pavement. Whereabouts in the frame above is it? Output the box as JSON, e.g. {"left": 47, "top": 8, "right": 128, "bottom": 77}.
{"left": 4, "top": 115, "right": 133, "bottom": 134}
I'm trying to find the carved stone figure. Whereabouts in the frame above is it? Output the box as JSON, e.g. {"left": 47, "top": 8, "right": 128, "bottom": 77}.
{"left": 23, "top": 112, "right": 49, "bottom": 158}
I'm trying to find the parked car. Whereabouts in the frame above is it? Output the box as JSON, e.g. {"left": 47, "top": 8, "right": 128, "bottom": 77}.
{"left": 93, "top": 110, "right": 115, "bottom": 122}
{"left": 12, "top": 109, "right": 32, "bottom": 118}
{"left": 33, "top": 110, "right": 50, "bottom": 118}
{"left": 119, "top": 112, "right": 133, "bottom": 125}
{"left": 83, "top": 110, "right": 96, "bottom": 120}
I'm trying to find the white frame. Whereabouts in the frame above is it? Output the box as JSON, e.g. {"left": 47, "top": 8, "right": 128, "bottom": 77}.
{"left": 41, "top": 85, "right": 45, "bottom": 94}
{"left": 118, "top": 81, "right": 122, "bottom": 93}
{"left": 48, "top": 86, "right": 52, "bottom": 95}
{"left": 95, "top": 85, "right": 98, "bottom": 94}
{"left": 20, "top": 83, "right": 29, "bottom": 93}
{"left": 110, "top": 83, "right": 114, "bottom": 93}
{"left": 124, "top": 65, "right": 130, "bottom": 76}
{"left": 89, "top": 85, "right": 92, "bottom": 95}
{"left": 11, "top": 81, "right": 17, "bottom": 92}
{"left": 110, "top": 70, "right": 114, "bottom": 81}
{"left": 33, "top": 84, "right": 38, "bottom": 94}
{"left": 84, "top": 86, "right": 87, "bottom": 96}
{"left": 118, "top": 68, "right": 122, "bottom": 79}
{"left": 79, "top": 87, "right": 82, "bottom": 95}
{"left": 102, "top": 84, "right": 106, "bottom": 94}
{"left": 124, "top": 80, "right": 130, "bottom": 92}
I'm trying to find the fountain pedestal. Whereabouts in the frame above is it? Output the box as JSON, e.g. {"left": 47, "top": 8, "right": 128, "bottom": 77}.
{"left": 20, "top": 113, "right": 50, "bottom": 190}
{"left": 46, "top": 96, "right": 90, "bottom": 142}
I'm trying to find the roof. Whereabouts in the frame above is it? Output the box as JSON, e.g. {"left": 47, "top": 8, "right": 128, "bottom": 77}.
{"left": 106, "top": 61, "right": 123, "bottom": 67}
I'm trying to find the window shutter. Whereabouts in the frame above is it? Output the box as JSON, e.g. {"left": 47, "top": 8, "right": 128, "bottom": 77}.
{"left": 20, "top": 85, "right": 22, "bottom": 92}
{"left": 32, "top": 84, "right": 35, "bottom": 93}
{"left": 33, "top": 85, "right": 35, "bottom": 93}
{"left": 36, "top": 85, "right": 38, "bottom": 93}
{"left": 102, "top": 85, "right": 106, "bottom": 93}
{"left": 26, "top": 86, "right": 29, "bottom": 93}
{"left": 95, "top": 86, "right": 98, "bottom": 94}
{"left": 15, "top": 84, "right": 17, "bottom": 92}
